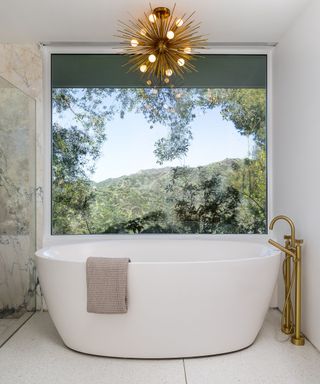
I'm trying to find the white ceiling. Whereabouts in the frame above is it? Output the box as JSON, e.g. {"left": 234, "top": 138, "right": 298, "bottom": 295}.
{"left": 0, "top": 0, "right": 312, "bottom": 44}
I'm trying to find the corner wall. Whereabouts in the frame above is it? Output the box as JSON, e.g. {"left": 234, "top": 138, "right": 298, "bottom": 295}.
{"left": 273, "top": 0, "right": 320, "bottom": 350}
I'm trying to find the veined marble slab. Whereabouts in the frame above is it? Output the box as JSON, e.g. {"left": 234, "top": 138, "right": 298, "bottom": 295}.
{"left": 0, "top": 77, "right": 37, "bottom": 317}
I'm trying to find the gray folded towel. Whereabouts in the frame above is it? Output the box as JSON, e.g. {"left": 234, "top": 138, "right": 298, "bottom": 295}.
{"left": 86, "top": 257, "right": 130, "bottom": 314}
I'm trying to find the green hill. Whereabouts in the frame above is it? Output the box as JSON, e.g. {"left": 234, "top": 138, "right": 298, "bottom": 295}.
{"left": 89, "top": 158, "right": 243, "bottom": 234}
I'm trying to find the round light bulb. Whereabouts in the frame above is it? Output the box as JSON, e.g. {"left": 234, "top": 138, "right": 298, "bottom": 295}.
{"left": 177, "top": 58, "right": 185, "bottom": 66}
{"left": 148, "top": 54, "right": 156, "bottom": 63}
{"left": 130, "top": 39, "right": 139, "bottom": 47}
{"left": 164, "top": 78, "right": 170, "bottom": 84}
{"left": 183, "top": 47, "right": 192, "bottom": 54}
{"left": 165, "top": 68, "right": 173, "bottom": 77}
{"left": 140, "top": 64, "right": 147, "bottom": 73}
{"left": 146, "top": 80, "right": 152, "bottom": 86}
{"left": 176, "top": 18, "right": 184, "bottom": 27}
{"left": 166, "top": 30, "right": 175, "bottom": 40}
{"left": 149, "top": 14, "right": 157, "bottom": 23}
{"left": 140, "top": 28, "right": 147, "bottom": 36}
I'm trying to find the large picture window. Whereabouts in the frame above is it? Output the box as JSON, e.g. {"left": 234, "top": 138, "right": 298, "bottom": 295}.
{"left": 51, "top": 54, "right": 267, "bottom": 235}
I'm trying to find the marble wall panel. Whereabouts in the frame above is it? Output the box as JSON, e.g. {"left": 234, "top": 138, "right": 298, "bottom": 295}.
{"left": 0, "top": 44, "right": 42, "bottom": 317}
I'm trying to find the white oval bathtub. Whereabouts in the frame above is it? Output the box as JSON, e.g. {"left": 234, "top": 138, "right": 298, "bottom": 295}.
{"left": 35, "top": 239, "right": 280, "bottom": 358}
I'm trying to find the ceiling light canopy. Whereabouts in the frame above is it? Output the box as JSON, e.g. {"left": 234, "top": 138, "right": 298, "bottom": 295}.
{"left": 117, "top": 4, "right": 207, "bottom": 85}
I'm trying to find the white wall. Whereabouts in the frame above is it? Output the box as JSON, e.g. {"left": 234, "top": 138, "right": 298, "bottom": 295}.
{"left": 273, "top": 0, "right": 320, "bottom": 350}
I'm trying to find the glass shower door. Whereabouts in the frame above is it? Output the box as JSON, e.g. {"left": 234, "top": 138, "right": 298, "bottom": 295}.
{"left": 0, "top": 76, "right": 36, "bottom": 345}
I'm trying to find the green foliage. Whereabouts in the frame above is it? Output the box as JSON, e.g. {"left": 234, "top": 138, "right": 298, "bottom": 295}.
{"left": 198, "top": 89, "right": 266, "bottom": 147}
{"left": 166, "top": 163, "right": 241, "bottom": 233}
{"left": 51, "top": 87, "right": 267, "bottom": 235}
{"left": 230, "top": 149, "right": 267, "bottom": 233}
{"left": 52, "top": 89, "right": 115, "bottom": 234}
{"left": 116, "top": 88, "right": 197, "bottom": 163}
{"left": 52, "top": 178, "right": 96, "bottom": 234}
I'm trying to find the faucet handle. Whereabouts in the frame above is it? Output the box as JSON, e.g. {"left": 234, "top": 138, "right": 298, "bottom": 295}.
{"left": 295, "top": 239, "right": 304, "bottom": 245}
{"left": 284, "top": 235, "right": 292, "bottom": 248}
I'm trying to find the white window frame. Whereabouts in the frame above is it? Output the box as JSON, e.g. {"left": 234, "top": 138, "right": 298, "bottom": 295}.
{"left": 42, "top": 45, "right": 273, "bottom": 246}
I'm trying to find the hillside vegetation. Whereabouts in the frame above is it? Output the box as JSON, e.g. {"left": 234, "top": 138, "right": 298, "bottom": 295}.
{"left": 53, "top": 158, "right": 266, "bottom": 235}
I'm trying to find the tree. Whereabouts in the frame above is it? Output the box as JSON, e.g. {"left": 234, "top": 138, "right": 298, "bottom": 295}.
{"left": 115, "top": 88, "right": 266, "bottom": 160}
{"left": 52, "top": 89, "right": 115, "bottom": 234}
{"left": 230, "top": 150, "right": 267, "bottom": 233}
{"left": 51, "top": 87, "right": 267, "bottom": 234}
{"left": 166, "top": 165, "right": 241, "bottom": 233}
{"left": 197, "top": 89, "right": 266, "bottom": 147}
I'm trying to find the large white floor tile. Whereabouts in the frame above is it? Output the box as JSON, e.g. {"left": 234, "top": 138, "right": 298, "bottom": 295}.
{"left": 1, "top": 309, "right": 320, "bottom": 384}
{"left": 0, "top": 313, "right": 33, "bottom": 347}
{"left": 184, "top": 310, "right": 320, "bottom": 384}
{"left": 0, "top": 319, "right": 19, "bottom": 335}
{"left": 0, "top": 312, "right": 186, "bottom": 384}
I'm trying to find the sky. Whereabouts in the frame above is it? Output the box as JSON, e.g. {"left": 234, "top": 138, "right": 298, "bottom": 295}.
{"left": 92, "top": 105, "right": 252, "bottom": 182}
{"left": 53, "top": 89, "right": 254, "bottom": 183}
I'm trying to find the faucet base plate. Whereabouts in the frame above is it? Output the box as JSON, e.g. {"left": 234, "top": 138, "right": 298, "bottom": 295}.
{"left": 291, "top": 335, "right": 305, "bottom": 346}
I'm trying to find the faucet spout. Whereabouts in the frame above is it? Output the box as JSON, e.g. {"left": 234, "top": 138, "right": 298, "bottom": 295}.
{"left": 269, "top": 215, "right": 296, "bottom": 247}
{"left": 268, "top": 239, "right": 296, "bottom": 258}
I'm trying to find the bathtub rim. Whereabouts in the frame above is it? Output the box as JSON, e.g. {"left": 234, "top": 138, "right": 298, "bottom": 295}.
{"left": 35, "top": 238, "right": 281, "bottom": 264}
{"left": 43, "top": 233, "right": 269, "bottom": 246}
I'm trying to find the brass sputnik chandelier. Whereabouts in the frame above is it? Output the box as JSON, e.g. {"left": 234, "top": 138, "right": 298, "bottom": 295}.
{"left": 117, "top": 4, "right": 206, "bottom": 84}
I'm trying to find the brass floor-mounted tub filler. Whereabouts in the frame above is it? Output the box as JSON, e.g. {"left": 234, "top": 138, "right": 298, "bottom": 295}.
{"left": 269, "top": 215, "right": 305, "bottom": 346}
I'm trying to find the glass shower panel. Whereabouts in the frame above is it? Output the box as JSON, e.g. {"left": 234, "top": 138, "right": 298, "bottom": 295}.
{"left": 0, "top": 76, "right": 36, "bottom": 344}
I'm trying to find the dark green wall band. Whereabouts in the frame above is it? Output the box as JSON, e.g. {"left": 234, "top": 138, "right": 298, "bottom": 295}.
{"left": 51, "top": 54, "right": 267, "bottom": 89}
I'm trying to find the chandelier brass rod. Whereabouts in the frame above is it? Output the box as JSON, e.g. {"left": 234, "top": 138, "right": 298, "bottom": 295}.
{"left": 175, "top": 22, "right": 202, "bottom": 33}
{"left": 173, "top": 12, "right": 187, "bottom": 31}
{"left": 166, "top": 54, "right": 184, "bottom": 77}
{"left": 172, "top": 33, "right": 204, "bottom": 44}
{"left": 115, "top": 31, "right": 144, "bottom": 40}
{"left": 164, "top": 3, "right": 175, "bottom": 36}
{"left": 163, "top": 13, "right": 170, "bottom": 37}
{"left": 117, "top": 26, "right": 145, "bottom": 39}
{"left": 177, "top": 11, "right": 196, "bottom": 27}
{"left": 148, "top": 4, "right": 161, "bottom": 37}
{"left": 144, "top": 11, "right": 159, "bottom": 39}
{"left": 174, "top": 23, "right": 202, "bottom": 35}
{"left": 124, "top": 23, "right": 154, "bottom": 40}
{"left": 142, "top": 12, "right": 155, "bottom": 33}
{"left": 157, "top": 56, "right": 164, "bottom": 78}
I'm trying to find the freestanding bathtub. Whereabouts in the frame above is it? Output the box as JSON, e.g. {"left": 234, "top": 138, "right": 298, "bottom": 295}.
{"left": 35, "top": 239, "right": 280, "bottom": 358}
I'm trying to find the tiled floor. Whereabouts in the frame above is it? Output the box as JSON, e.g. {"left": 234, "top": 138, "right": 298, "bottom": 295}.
{"left": 0, "top": 319, "right": 18, "bottom": 337}
{"left": 0, "top": 310, "right": 319, "bottom": 384}
{"left": 0, "top": 313, "right": 33, "bottom": 347}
